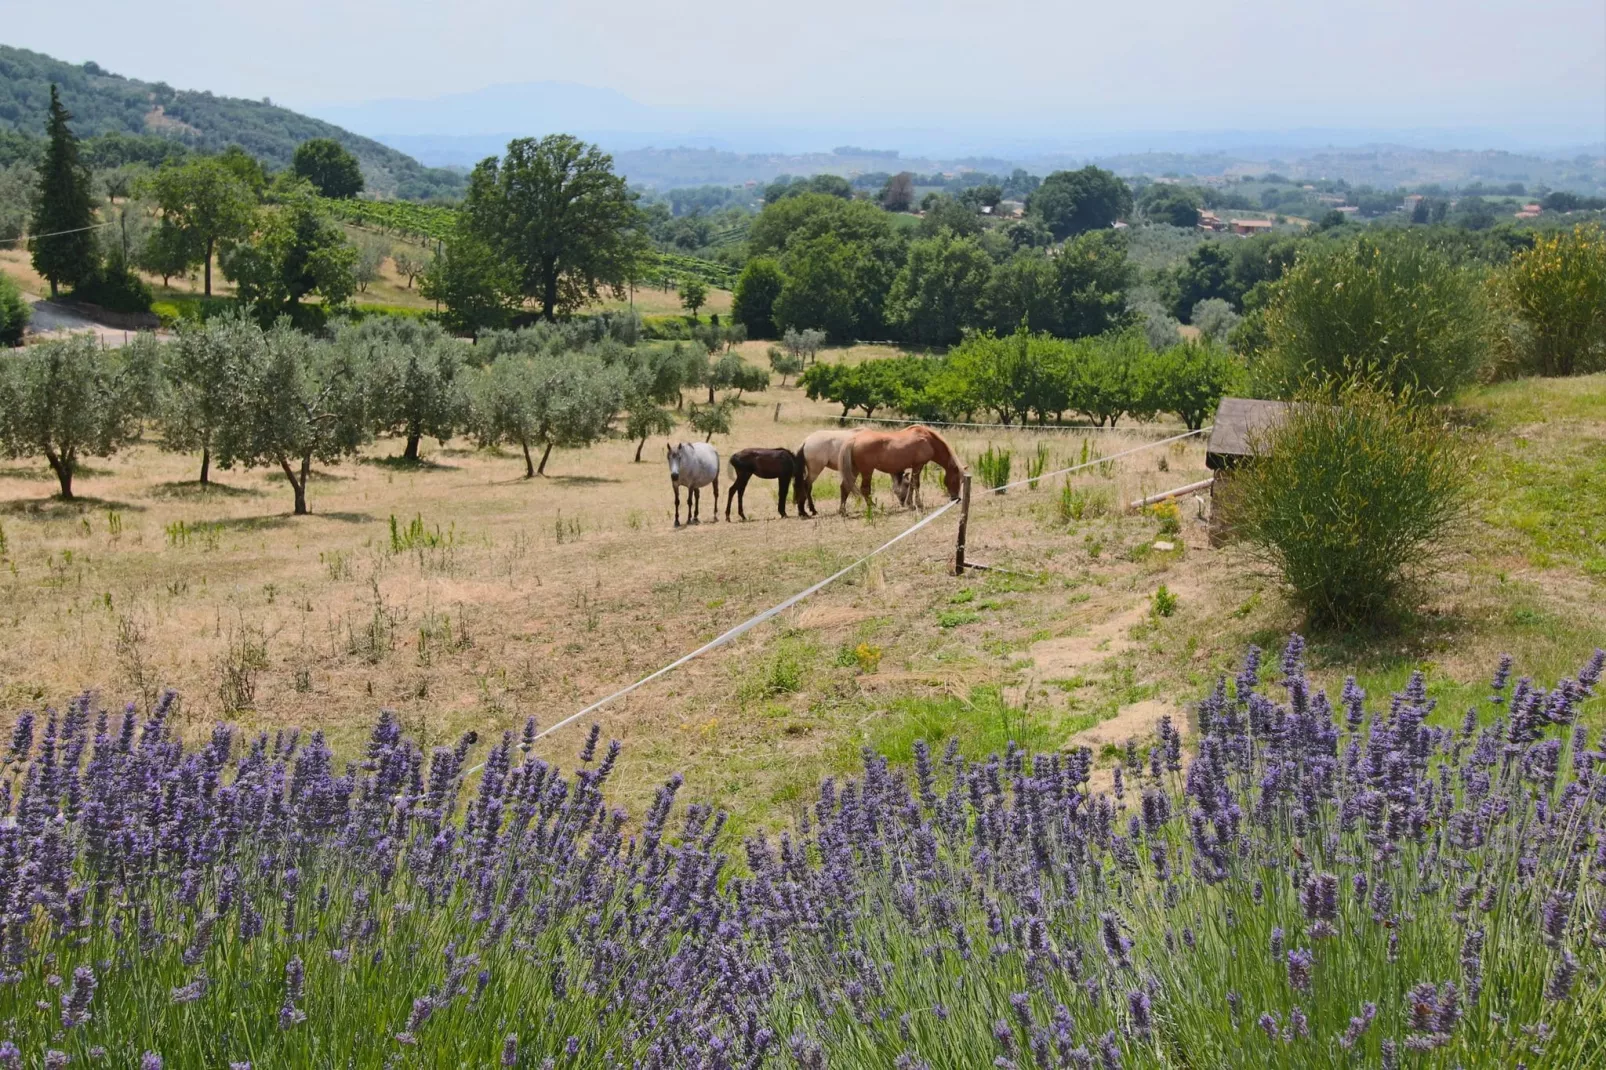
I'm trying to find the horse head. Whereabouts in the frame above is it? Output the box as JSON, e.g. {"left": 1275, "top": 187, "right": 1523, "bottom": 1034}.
{"left": 944, "top": 463, "right": 965, "bottom": 501}
{"left": 666, "top": 442, "right": 682, "bottom": 482}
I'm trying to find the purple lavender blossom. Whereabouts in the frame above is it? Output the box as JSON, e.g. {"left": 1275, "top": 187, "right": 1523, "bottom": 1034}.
{"left": 1126, "top": 990, "right": 1152, "bottom": 1040}
{"left": 1286, "top": 948, "right": 1313, "bottom": 991}
{"left": 141, "top": 1055, "right": 162, "bottom": 1070}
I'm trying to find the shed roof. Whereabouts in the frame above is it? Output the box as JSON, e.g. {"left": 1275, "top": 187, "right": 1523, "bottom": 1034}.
{"left": 1206, "top": 397, "right": 1294, "bottom": 461}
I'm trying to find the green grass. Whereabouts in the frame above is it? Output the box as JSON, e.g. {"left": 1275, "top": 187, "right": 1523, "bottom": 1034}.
{"left": 858, "top": 685, "right": 1059, "bottom": 762}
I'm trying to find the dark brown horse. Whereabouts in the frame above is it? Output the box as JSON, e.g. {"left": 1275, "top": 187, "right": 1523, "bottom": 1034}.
{"left": 726, "top": 448, "right": 799, "bottom": 521}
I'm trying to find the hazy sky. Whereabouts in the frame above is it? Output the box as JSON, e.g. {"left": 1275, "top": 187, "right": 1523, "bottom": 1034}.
{"left": 7, "top": 0, "right": 1605, "bottom": 138}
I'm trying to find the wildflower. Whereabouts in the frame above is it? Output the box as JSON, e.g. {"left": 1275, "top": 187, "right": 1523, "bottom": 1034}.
{"left": 1286, "top": 948, "right": 1313, "bottom": 991}
{"left": 1546, "top": 950, "right": 1578, "bottom": 1001}
{"left": 61, "top": 964, "right": 96, "bottom": 1028}
{"left": 141, "top": 1057, "right": 162, "bottom": 1070}
{"left": 1270, "top": 927, "right": 1284, "bottom": 963}
{"left": 501, "top": 1035, "right": 518, "bottom": 1067}
{"left": 0, "top": 1043, "right": 18, "bottom": 1068}
{"left": 1097, "top": 1031, "right": 1122, "bottom": 1070}
{"left": 1257, "top": 1013, "right": 1279, "bottom": 1041}
{"left": 1127, "top": 990, "right": 1152, "bottom": 1040}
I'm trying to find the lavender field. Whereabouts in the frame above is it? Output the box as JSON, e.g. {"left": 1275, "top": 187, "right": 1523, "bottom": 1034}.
{"left": 0, "top": 638, "right": 1601, "bottom": 1067}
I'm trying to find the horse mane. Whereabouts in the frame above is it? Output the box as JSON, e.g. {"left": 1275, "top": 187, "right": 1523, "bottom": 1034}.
{"left": 915, "top": 426, "right": 963, "bottom": 474}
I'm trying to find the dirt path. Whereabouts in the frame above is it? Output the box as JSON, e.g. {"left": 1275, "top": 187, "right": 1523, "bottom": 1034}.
{"left": 24, "top": 295, "right": 149, "bottom": 347}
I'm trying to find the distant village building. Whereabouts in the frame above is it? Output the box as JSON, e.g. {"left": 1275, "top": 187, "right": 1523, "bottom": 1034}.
{"left": 1515, "top": 203, "right": 1543, "bottom": 219}
{"left": 1401, "top": 194, "right": 1425, "bottom": 213}
{"left": 1230, "top": 218, "right": 1276, "bottom": 235}
{"left": 1198, "top": 211, "right": 1227, "bottom": 232}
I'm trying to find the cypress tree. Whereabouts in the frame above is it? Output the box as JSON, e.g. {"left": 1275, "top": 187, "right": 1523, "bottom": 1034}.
{"left": 30, "top": 84, "right": 99, "bottom": 299}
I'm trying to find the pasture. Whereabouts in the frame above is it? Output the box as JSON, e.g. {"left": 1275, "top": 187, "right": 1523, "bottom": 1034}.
{"left": 1, "top": 358, "right": 1603, "bottom": 835}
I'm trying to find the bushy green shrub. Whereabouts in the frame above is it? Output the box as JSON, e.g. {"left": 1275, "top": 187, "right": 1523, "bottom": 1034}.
{"left": 70, "top": 253, "right": 153, "bottom": 314}
{"left": 1495, "top": 223, "right": 1606, "bottom": 377}
{"left": 1253, "top": 232, "right": 1492, "bottom": 401}
{"left": 0, "top": 272, "right": 29, "bottom": 346}
{"left": 1227, "top": 384, "right": 1470, "bottom": 627}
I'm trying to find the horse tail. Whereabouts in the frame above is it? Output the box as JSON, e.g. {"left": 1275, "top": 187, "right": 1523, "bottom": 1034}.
{"left": 839, "top": 437, "right": 858, "bottom": 500}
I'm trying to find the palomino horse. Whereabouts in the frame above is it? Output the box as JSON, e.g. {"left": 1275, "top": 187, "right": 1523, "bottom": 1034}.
{"left": 667, "top": 442, "right": 720, "bottom": 526}
{"left": 794, "top": 428, "right": 913, "bottom": 517}
{"left": 838, "top": 426, "right": 964, "bottom": 515}
{"left": 726, "top": 448, "right": 798, "bottom": 521}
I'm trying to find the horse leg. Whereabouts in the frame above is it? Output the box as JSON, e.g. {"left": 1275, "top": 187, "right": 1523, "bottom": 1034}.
{"left": 727, "top": 470, "right": 748, "bottom": 522}
{"left": 860, "top": 470, "right": 873, "bottom": 508}
{"left": 777, "top": 472, "right": 791, "bottom": 518}
{"left": 674, "top": 484, "right": 682, "bottom": 528}
{"left": 711, "top": 476, "right": 719, "bottom": 523}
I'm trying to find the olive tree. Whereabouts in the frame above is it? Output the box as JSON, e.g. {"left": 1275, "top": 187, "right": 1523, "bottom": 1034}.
{"left": 469, "top": 352, "right": 625, "bottom": 477}
{"left": 335, "top": 319, "right": 464, "bottom": 461}
{"left": 158, "top": 311, "right": 263, "bottom": 485}
{"left": 232, "top": 324, "right": 369, "bottom": 515}
{"left": 0, "top": 334, "right": 144, "bottom": 499}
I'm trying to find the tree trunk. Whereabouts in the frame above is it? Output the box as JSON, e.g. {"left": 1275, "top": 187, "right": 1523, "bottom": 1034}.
{"left": 403, "top": 434, "right": 421, "bottom": 461}
{"left": 280, "top": 456, "right": 309, "bottom": 515}
{"left": 635, "top": 437, "right": 646, "bottom": 462}
{"left": 537, "top": 443, "right": 554, "bottom": 476}
{"left": 204, "top": 236, "right": 214, "bottom": 297}
{"left": 542, "top": 267, "right": 559, "bottom": 322}
{"left": 45, "top": 449, "right": 72, "bottom": 499}
{"left": 521, "top": 441, "right": 535, "bottom": 479}
{"left": 49, "top": 279, "right": 58, "bottom": 299}
{"left": 708, "top": 384, "right": 716, "bottom": 404}
{"left": 200, "top": 447, "right": 211, "bottom": 486}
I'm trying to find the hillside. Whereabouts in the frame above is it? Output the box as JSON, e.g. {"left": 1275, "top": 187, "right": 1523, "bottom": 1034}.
{"left": 0, "top": 45, "right": 465, "bottom": 200}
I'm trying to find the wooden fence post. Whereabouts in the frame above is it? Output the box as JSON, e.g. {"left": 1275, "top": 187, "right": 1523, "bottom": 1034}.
{"left": 953, "top": 472, "right": 972, "bottom": 576}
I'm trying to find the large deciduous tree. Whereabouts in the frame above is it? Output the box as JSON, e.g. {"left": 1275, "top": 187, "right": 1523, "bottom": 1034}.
{"left": 0, "top": 334, "right": 143, "bottom": 499}
{"left": 1029, "top": 166, "right": 1132, "bottom": 241}
{"left": 419, "top": 230, "right": 519, "bottom": 340}
{"left": 731, "top": 257, "right": 784, "bottom": 338}
{"left": 887, "top": 230, "right": 993, "bottom": 346}
{"left": 291, "top": 139, "right": 365, "bottom": 200}
{"left": 1051, "top": 230, "right": 1136, "bottom": 338}
{"left": 147, "top": 156, "right": 257, "bottom": 296}
{"left": 30, "top": 85, "right": 99, "bottom": 298}
{"left": 460, "top": 135, "right": 646, "bottom": 321}
{"left": 222, "top": 182, "right": 358, "bottom": 328}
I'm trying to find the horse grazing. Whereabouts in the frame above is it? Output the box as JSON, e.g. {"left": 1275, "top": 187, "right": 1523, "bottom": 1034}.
{"left": 794, "top": 428, "right": 914, "bottom": 518}
{"left": 667, "top": 442, "right": 720, "bottom": 527}
{"left": 726, "top": 448, "right": 798, "bottom": 521}
{"left": 838, "top": 426, "right": 964, "bottom": 514}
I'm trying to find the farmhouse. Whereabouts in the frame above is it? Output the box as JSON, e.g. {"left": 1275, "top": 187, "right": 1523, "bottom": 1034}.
{"left": 1229, "top": 218, "right": 1275, "bottom": 235}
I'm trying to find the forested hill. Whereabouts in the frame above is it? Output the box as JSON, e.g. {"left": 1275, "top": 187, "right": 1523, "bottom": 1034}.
{"left": 0, "top": 45, "right": 465, "bottom": 200}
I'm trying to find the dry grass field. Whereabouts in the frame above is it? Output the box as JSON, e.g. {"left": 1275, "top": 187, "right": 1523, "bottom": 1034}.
{"left": 2, "top": 353, "right": 1602, "bottom": 835}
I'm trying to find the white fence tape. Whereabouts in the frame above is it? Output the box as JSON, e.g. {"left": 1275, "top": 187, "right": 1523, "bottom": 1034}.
{"left": 838, "top": 414, "right": 1197, "bottom": 435}
{"left": 468, "top": 498, "right": 960, "bottom": 767}
{"left": 989, "top": 426, "right": 1210, "bottom": 493}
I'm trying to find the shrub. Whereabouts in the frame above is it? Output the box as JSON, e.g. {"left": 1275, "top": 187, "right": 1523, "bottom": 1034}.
{"left": 973, "top": 444, "right": 1012, "bottom": 492}
{"left": 71, "top": 254, "right": 154, "bottom": 314}
{"left": 1057, "top": 480, "right": 1109, "bottom": 522}
{"left": 1227, "top": 384, "right": 1470, "bottom": 627}
{"left": 0, "top": 644, "right": 1600, "bottom": 1065}
{"left": 1495, "top": 223, "right": 1606, "bottom": 377}
{"left": 1151, "top": 583, "right": 1178, "bottom": 617}
{"left": 0, "top": 272, "right": 29, "bottom": 346}
{"left": 1254, "top": 232, "right": 1492, "bottom": 401}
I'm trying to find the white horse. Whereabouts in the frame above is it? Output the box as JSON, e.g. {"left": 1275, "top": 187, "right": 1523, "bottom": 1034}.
{"left": 794, "top": 428, "right": 912, "bottom": 517}
{"left": 667, "top": 442, "right": 720, "bottom": 527}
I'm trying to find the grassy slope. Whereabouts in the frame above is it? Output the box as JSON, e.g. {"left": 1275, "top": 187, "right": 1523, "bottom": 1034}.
{"left": 0, "top": 359, "right": 1599, "bottom": 839}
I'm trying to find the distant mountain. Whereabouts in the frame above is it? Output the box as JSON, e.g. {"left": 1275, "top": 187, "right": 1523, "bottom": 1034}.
{"left": 312, "top": 81, "right": 665, "bottom": 138}
{"left": 0, "top": 45, "right": 465, "bottom": 199}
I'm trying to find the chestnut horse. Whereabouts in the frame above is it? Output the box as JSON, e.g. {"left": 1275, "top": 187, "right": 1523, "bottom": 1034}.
{"left": 794, "top": 428, "right": 913, "bottom": 517}
{"left": 726, "top": 448, "right": 798, "bottom": 521}
{"left": 838, "top": 426, "right": 964, "bottom": 515}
